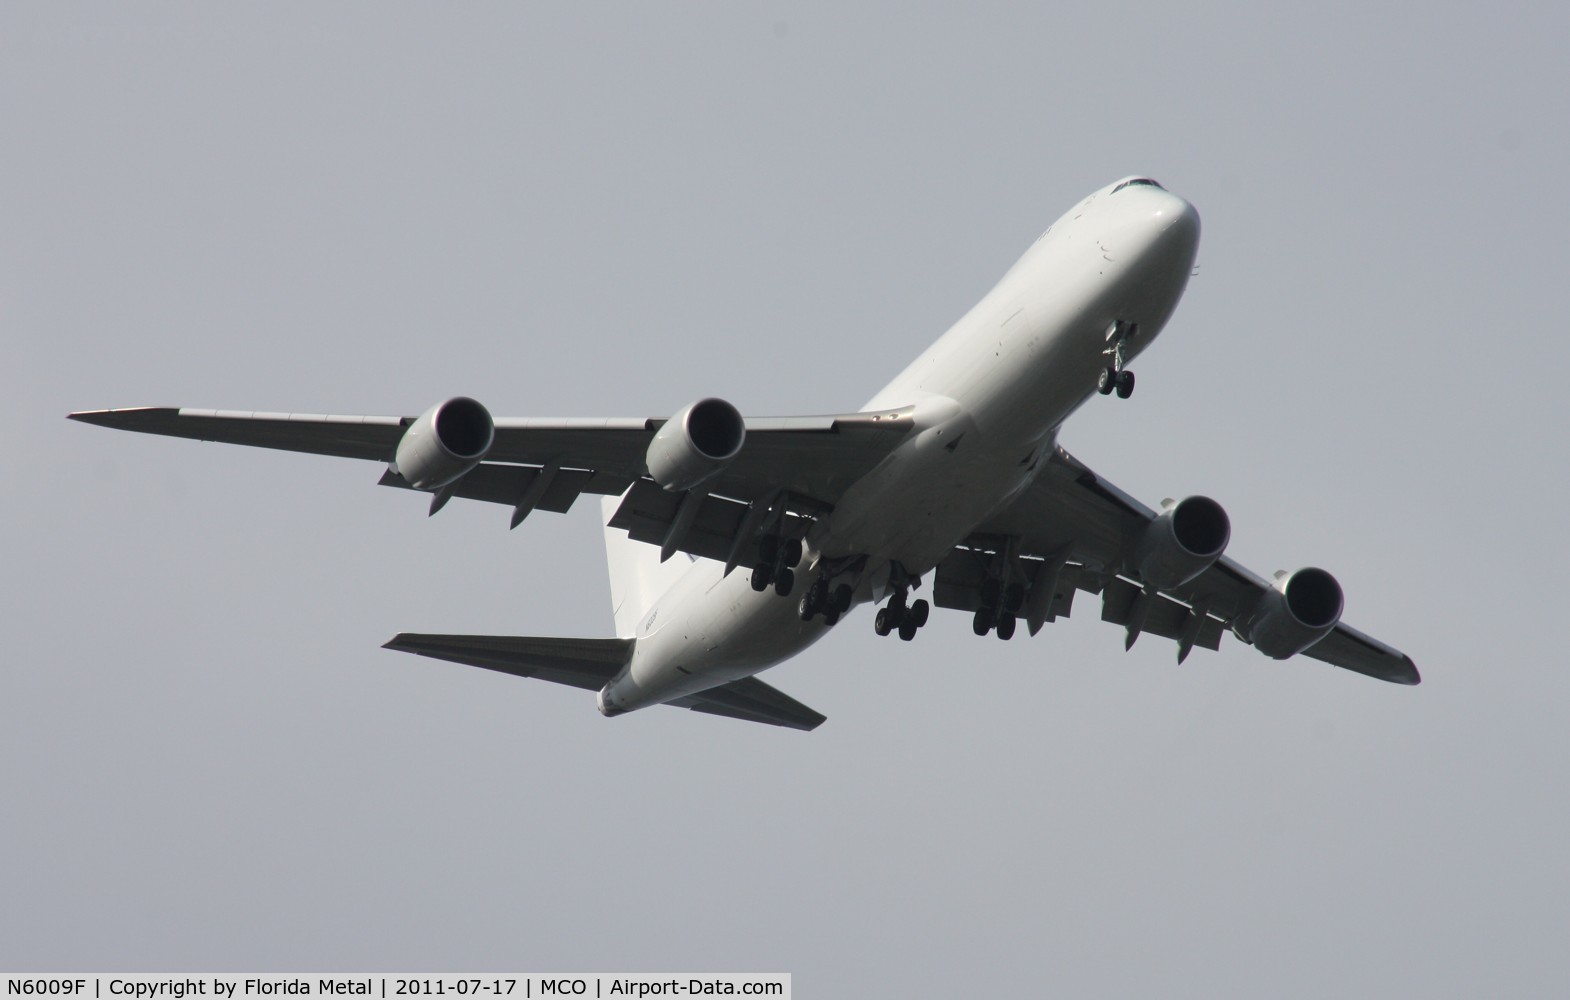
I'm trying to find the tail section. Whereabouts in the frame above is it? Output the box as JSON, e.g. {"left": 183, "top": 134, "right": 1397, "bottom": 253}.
{"left": 379, "top": 494, "right": 824, "bottom": 731}
{"left": 601, "top": 493, "right": 691, "bottom": 637}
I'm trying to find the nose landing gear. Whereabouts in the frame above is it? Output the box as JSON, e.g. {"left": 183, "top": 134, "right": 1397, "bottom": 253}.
{"left": 1098, "top": 319, "right": 1138, "bottom": 399}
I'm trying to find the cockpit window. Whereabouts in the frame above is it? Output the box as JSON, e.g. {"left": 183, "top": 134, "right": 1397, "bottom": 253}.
{"left": 1111, "top": 178, "right": 1164, "bottom": 194}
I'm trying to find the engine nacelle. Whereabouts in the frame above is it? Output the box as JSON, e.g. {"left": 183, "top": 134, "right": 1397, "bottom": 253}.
{"left": 393, "top": 396, "right": 494, "bottom": 490}
{"left": 645, "top": 397, "right": 746, "bottom": 492}
{"left": 1131, "top": 495, "right": 1230, "bottom": 590}
{"left": 1240, "top": 567, "right": 1344, "bottom": 659}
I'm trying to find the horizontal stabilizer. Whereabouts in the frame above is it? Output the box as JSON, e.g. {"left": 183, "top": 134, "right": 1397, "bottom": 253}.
{"left": 384, "top": 633, "right": 632, "bottom": 690}
{"left": 668, "top": 677, "right": 826, "bottom": 731}
{"left": 384, "top": 633, "right": 825, "bottom": 730}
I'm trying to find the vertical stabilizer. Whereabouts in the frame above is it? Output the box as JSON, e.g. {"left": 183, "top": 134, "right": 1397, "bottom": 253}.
{"left": 602, "top": 494, "right": 693, "bottom": 638}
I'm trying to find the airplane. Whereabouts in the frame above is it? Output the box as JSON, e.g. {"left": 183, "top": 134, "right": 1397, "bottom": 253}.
{"left": 70, "top": 176, "right": 1419, "bottom": 731}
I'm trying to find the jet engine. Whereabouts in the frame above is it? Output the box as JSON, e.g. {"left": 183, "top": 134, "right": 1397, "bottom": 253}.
{"left": 393, "top": 396, "right": 495, "bottom": 490}
{"left": 1131, "top": 495, "right": 1230, "bottom": 590}
{"left": 1240, "top": 567, "right": 1344, "bottom": 659}
{"left": 645, "top": 397, "right": 746, "bottom": 491}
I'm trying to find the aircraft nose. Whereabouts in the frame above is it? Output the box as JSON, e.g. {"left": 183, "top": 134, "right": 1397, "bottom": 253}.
{"left": 1155, "top": 194, "right": 1201, "bottom": 254}
{"left": 1133, "top": 192, "right": 1199, "bottom": 274}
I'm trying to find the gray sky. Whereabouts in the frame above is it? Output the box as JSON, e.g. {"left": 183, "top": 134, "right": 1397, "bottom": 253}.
{"left": 4, "top": 3, "right": 1567, "bottom": 995}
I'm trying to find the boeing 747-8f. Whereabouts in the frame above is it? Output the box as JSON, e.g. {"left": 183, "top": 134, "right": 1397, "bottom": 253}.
{"left": 71, "top": 177, "right": 1419, "bottom": 730}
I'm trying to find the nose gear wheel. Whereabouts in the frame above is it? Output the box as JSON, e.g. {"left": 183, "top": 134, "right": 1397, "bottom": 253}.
{"left": 1100, "top": 320, "right": 1139, "bottom": 399}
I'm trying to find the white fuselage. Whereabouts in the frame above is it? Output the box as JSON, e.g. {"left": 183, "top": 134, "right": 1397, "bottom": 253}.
{"left": 599, "top": 179, "right": 1201, "bottom": 716}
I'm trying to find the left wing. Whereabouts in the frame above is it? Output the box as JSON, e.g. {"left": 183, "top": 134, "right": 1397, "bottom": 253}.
{"left": 940, "top": 446, "right": 1419, "bottom": 684}
{"left": 68, "top": 404, "right": 916, "bottom": 565}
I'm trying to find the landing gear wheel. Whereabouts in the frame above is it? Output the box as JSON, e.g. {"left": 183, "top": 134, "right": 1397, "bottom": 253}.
{"left": 750, "top": 564, "right": 772, "bottom": 592}
{"left": 1115, "top": 370, "right": 1135, "bottom": 399}
{"left": 875, "top": 607, "right": 895, "bottom": 636}
{"left": 995, "top": 613, "right": 1017, "bottom": 640}
{"left": 774, "top": 567, "right": 795, "bottom": 597}
{"left": 898, "top": 620, "right": 918, "bottom": 641}
{"left": 910, "top": 599, "right": 930, "bottom": 628}
{"left": 1098, "top": 366, "right": 1117, "bottom": 395}
{"left": 823, "top": 608, "right": 841, "bottom": 627}
{"left": 805, "top": 578, "right": 828, "bottom": 615}
{"left": 833, "top": 583, "right": 853, "bottom": 613}
{"left": 1003, "top": 583, "right": 1024, "bottom": 613}
{"left": 798, "top": 595, "right": 816, "bottom": 622}
{"left": 973, "top": 608, "right": 994, "bottom": 636}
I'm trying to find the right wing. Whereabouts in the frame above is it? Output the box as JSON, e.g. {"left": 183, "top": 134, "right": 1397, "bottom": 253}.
{"left": 68, "top": 404, "right": 917, "bottom": 565}
{"left": 936, "top": 445, "right": 1418, "bottom": 685}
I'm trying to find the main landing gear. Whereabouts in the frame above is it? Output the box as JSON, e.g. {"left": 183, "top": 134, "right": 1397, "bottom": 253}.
{"left": 873, "top": 590, "right": 930, "bottom": 642}
{"left": 972, "top": 577, "right": 1025, "bottom": 640}
{"left": 749, "top": 534, "right": 802, "bottom": 597}
{"left": 1098, "top": 319, "right": 1138, "bottom": 399}
{"left": 871, "top": 563, "right": 930, "bottom": 641}
{"left": 799, "top": 576, "right": 854, "bottom": 626}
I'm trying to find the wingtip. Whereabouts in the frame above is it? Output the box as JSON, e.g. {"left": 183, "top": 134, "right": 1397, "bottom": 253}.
{"left": 67, "top": 406, "right": 175, "bottom": 427}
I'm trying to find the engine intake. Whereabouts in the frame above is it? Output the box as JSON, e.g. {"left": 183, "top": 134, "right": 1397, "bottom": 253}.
{"left": 646, "top": 397, "right": 746, "bottom": 492}
{"left": 1131, "top": 495, "right": 1230, "bottom": 590}
{"left": 1242, "top": 567, "right": 1344, "bottom": 659}
{"left": 393, "top": 396, "right": 495, "bottom": 490}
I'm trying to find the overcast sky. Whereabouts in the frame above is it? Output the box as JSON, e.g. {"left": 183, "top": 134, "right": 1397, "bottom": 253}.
{"left": 4, "top": 3, "right": 1568, "bottom": 996}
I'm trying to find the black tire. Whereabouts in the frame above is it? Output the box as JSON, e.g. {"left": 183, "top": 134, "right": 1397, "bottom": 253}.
{"left": 1115, "top": 370, "right": 1135, "bottom": 399}
{"left": 973, "top": 608, "right": 994, "bottom": 636}
{"left": 781, "top": 537, "right": 802, "bottom": 567}
{"left": 875, "top": 608, "right": 893, "bottom": 636}
{"left": 833, "top": 583, "right": 853, "bottom": 613}
{"left": 910, "top": 599, "right": 930, "bottom": 628}
{"left": 805, "top": 577, "right": 827, "bottom": 614}
{"left": 898, "top": 621, "right": 918, "bottom": 641}
{"left": 798, "top": 595, "right": 816, "bottom": 622}
{"left": 774, "top": 567, "right": 795, "bottom": 597}
{"left": 823, "top": 608, "right": 840, "bottom": 627}
{"left": 1098, "top": 367, "right": 1117, "bottom": 394}
{"left": 1004, "top": 582, "right": 1024, "bottom": 613}
{"left": 750, "top": 564, "right": 771, "bottom": 592}
{"left": 996, "top": 613, "right": 1017, "bottom": 640}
